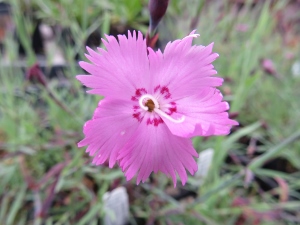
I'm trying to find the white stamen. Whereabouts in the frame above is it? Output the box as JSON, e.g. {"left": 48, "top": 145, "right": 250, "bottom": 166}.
{"left": 154, "top": 108, "right": 185, "bottom": 123}
{"left": 139, "top": 94, "right": 159, "bottom": 111}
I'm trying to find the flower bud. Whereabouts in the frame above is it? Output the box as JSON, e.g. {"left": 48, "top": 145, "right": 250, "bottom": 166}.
{"left": 148, "top": 0, "right": 169, "bottom": 34}
{"left": 26, "top": 63, "right": 47, "bottom": 87}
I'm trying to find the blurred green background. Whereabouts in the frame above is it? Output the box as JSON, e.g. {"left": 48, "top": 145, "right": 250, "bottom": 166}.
{"left": 0, "top": 0, "right": 300, "bottom": 224}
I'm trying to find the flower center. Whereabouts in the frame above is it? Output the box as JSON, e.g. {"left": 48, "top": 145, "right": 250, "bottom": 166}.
{"left": 145, "top": 99, "right": 155, "bottom": 112}
{"left": 138, "top": 94, "right": 159, "bottom": 111}
{"left": 138, "top": 94, "right": 185, "bottom": 124}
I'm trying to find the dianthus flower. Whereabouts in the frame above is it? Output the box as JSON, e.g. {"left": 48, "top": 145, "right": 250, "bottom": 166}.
{"left": 77, "top": 31, "right": 238, "bottom": 186}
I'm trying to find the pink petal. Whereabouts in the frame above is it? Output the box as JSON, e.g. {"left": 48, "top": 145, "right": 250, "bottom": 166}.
{"left": 78, "top": 99, "right": 138, "bottom": 168}
{"left": 160, "top": 112, "right": 196, "bottom": 138}
{"left": 175, "top": 87, "right": 238, "bottom": 137}
{"left": 118, "top": 123, "right": 198, "bottom": 187}
{"left": 148, "top": 33, "right": 221, "bottom": 99}
{"left": 77, "top": 31, "right": 150, "bottom": 99}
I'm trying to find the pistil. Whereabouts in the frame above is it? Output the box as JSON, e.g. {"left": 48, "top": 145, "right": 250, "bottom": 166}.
{"left": 154, "top": 108, "right": 185, "bottom": 123}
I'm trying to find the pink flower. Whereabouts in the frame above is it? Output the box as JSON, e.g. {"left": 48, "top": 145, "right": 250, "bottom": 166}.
{"left": 77, "top": 31, "right": 238, "bottom": 186}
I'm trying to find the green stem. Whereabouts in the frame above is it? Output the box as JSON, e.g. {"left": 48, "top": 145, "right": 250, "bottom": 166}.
{"left": 11, "top": 0, "right": 36, "bottom": 66}
{"left": 189, "top": 171, "right": 244, "bottom": 207}
{"left": 249, "top": 130, "right": 300, "bottom": 170}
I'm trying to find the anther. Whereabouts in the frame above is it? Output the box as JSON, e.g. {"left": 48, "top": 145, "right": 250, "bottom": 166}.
{"left": 145, "top": 99, "right": 155, "bottom": 112}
